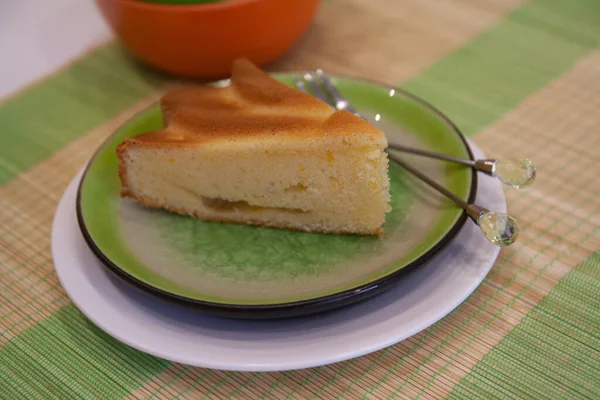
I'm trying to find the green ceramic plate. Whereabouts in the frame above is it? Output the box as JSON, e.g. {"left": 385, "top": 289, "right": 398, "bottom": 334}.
{"left": 77, "top": 74, "right": 476, "bottom": 318}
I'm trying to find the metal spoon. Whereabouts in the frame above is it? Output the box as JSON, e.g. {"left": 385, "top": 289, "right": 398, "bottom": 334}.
{"left": 306, "top": 69, "right": 536, "bottom": 189}
{"left": 387, "top": 143, "right": 536, "bottom": 189}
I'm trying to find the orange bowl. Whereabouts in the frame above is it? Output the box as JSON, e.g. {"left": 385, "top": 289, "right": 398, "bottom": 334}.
{"left": 95, "top": 0, "right": 320, "bottom": 78}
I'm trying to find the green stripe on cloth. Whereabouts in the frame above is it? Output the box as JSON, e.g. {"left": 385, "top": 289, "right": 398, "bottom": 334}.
{"left": 448, "top": 251, "right": 600, "bottom": 399}
{"left": 0, "top": 0, "right": 599, "bottom": 398}
{"left": 0, "top": 304, "right": 170, "bottom": 399}
{"left": 0, "top": 44, "right": 161, "bottom": 185}
{"left": 402, "top": 0, "right": 600, "bottom": 136}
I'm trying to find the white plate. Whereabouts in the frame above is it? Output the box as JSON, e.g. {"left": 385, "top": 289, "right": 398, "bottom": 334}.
{"left": 52, "top": 141, "right": 503, "bottom": 372}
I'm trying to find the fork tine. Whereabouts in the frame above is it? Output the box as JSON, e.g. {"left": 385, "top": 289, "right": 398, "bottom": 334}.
{"left": 302, "top": 72, "right": 331, "bottom": 105}
{"left": 295, "top": 79, "right": 308, "bottom": 93}
{"left": 315, "top": 69, "right": 360, "bottom": 116}
{"left": 295, "top": 77, "right": 334, "bottom": 108}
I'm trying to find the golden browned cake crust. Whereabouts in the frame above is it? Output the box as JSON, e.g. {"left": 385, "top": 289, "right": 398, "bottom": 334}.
{"left": 118, "top": 58, "right": 384, "bottom": 147}
{"left": 116, "top": 59, "right": 391, "bottom": 236}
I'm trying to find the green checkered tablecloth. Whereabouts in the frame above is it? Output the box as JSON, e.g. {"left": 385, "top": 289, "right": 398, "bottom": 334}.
{"left": 1, "top": 0, "right": 599, "bottom": 398}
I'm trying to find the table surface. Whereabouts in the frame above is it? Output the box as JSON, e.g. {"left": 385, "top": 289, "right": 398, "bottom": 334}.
{"left": 1, "top": 0, "right": 599, "bottom": 399}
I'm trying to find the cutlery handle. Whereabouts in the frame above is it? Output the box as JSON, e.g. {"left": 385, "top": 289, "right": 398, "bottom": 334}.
{"left": 387, "top": 143, "right": 476, "bottom": 167}
{"left": 386, "top": 152, "right": 469, "bottom": 209}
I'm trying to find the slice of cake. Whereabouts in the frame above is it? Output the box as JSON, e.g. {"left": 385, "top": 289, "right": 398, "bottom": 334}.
{"left": 117, "top": 59, "right": 391, "bottom": 236}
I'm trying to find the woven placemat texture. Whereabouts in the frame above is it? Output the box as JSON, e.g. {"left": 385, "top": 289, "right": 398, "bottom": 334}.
{"left": 1, "top": 0, "right": 599, "bottom": 398}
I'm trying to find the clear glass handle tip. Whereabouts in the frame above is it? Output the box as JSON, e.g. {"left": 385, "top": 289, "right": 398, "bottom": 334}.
{"left": 493, "top": 158, "right": 536, "bottom": 188}
{"left": 477, "top": 211, "right": 520, "bottom": 247}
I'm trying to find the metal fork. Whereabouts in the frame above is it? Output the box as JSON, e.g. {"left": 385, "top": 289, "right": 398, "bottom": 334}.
{"left": 295, "top": 70, "right": 522, "bottom": 247}
{"left": 297, "top": 70, "right": 535, "bottom": 190}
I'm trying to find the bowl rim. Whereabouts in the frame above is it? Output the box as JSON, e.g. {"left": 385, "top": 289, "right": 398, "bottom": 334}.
{"left": 117, "top": 0, "right": 297, "bottom": 12}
